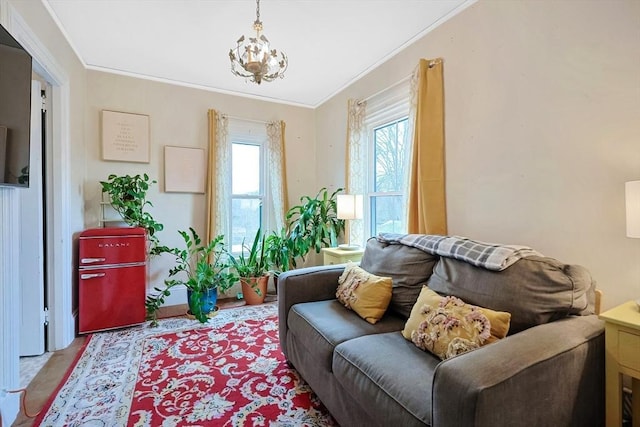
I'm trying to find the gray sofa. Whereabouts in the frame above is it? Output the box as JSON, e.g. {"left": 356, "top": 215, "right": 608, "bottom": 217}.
{"left": 277, "top": 236, "right": 605, "bottom": 427}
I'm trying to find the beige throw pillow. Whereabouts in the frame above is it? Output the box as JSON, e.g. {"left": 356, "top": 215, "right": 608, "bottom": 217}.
{"left": 336, "top": 262, "right": 393, "bottom": 324}
{"left": 402, "top": 286, "right": 511, "bottom": 360}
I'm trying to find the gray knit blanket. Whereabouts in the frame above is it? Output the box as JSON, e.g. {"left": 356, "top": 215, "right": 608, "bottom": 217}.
{"left": 376, "top": 233, "right": 541, "bottom": 271}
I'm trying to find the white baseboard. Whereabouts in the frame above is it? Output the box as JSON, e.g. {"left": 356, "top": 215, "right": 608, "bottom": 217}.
{"left": 160, "top": 285, "right": 187, "bottom": 307}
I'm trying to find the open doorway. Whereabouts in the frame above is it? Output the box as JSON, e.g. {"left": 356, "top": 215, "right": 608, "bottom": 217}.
{"left": 19, "top": 75, "right": 50, "bottom": 357}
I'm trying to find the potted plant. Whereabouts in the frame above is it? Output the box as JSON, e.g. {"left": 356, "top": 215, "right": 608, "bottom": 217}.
{"left": 285, "top": 187, "right": 345, "bottom": 267}
{"left": 264, "top": 227, "right": 296, "bottom": 274}
{"left": 229, "top": 228, "right": 270, "bottom": 305}
{"left": 100, "top": 173, "right": 164, "bottom": 252}
{"left": 145, "top": 228, "right": 237, "bottom": 326}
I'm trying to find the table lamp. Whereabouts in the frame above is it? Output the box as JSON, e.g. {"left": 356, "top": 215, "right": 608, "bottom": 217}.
{"left": 626, "top": 180, "right": 640, "bottom": 238}
{"left": 337, "top": 194, "right": 363, "bottom": 250}
{"left": 625, "top": 180, "right": 640, "bottom": 310}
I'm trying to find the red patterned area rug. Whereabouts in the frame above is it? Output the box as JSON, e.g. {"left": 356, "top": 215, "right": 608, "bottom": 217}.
{"left": 35, "top": 302, "right": 337, "bottom": 426}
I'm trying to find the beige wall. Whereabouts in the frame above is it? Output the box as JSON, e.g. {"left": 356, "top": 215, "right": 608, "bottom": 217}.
{"left": 84, "top": 71, "right": 316, "bottom": 290}
{"left": 316, "top": 0, "right": 640, "bottom": 310}
{"left": 9, "top": 0, "right": 87, "bottom": 235}
{"left": 7, "top": 0, "right": 640, "bottom": 310}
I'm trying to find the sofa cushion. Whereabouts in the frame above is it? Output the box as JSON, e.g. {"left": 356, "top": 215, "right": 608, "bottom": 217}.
{"left": 287, "top": 300, "right": 405, "bottom": 372}
{"left": 360, "top": 237, "right": 438, "bottom": 319}
{"left": 333, "top": 332, "right": 439, "bottom": 426}
{"left": 402, "top": 286, "right": 511, "bottom": 360}
{"left": 427, "top": 255, "right": 596, "bottom": 334}
{"left": 336, "top": 262, "right": 393, "bottom": 324}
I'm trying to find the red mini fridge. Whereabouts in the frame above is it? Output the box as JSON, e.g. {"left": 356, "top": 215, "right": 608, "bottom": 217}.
{"left": 78, "top": 227, "right": 147, "bottom": 334}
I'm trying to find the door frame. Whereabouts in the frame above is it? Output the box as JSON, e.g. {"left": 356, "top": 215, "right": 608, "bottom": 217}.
{"left": 1, "top": 1, "right": 74, "bottom": 351}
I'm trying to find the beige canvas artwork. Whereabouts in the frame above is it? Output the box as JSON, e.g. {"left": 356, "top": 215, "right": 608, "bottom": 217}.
{"left": 164, "top": 146, "right": 206, "bottom": 193}
{"left": 101, "top": 110, "right": 150, "bottom": 163}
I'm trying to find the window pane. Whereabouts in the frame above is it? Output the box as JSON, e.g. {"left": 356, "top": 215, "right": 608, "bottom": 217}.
{"left": 232, "top": 143, "right": 260, "bottom": 195}
{"left": 371, "top": 195, "right": 404, "bottom": 235}
{"left": 374, "top": 119, "right": 408, "bottom": 192}
{"left": 231, "top": 198, "right": 262, "bottom": 253}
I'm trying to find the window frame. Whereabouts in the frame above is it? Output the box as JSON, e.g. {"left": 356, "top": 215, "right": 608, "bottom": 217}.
{"left": 368, "top": 116, "right": 409, "bottom": 237}
{"left": 363, "top": 87, "right": 411, "bottom": 239}
{"left": 228, "top": 122, "right": 271, "bottom": 254}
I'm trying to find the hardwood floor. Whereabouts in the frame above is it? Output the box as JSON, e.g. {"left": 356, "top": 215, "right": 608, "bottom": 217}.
{"left": 10, "top": 297, "right": 258, "bottom": 426}
{"left": 12, "top": 337, "right": 86, "bottom": 427}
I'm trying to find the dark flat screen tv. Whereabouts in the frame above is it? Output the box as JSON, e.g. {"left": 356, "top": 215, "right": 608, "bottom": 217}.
{"left": 0, "top": 22, "right": 32, "bottom": 187}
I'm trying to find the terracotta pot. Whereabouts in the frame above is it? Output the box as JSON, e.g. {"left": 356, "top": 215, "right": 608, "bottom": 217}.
{"left": 241, "top": 275, "right": 268, "bottom": 305}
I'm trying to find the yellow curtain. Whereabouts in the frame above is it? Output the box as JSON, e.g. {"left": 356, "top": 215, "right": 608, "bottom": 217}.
{"left": 278, "top": 121, "right": 289, "bottom": 214}
{"left": 205, "top": 109, "right": 217, "bottom": 243}
{"left": 407, "top": 58, "right": 447, "bottom": 235}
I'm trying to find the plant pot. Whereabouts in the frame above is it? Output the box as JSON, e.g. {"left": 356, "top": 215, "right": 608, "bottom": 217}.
{"left": 186, "top": 305, "right": 219, "bottom": 320}
{"left": 187, "top": 287, "right": 218, "bottom": 317}
{"left": 240, "top": 276, "right": 268, "bottom": 305}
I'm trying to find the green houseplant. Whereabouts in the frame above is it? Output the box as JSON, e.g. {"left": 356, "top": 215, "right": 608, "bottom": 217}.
{"left": 145, "top": 228, "right": 237, "bottom": 325}
{"left": 264, "top": 227, "right": 296, "bottom": 274}
{"left": 229, "top": 228, "right": 270, "bottom": 305}
{"left": 284, "top": 187, "right": 345, "bottom": 268}
{"left": 100, "top": 173, "right": 164, "bottom": 251}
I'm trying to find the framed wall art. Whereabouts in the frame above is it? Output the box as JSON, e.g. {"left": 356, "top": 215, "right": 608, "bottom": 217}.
{"left": 164, "top": 146, "right": 206, "bottom": 193}
{"left": 101, "top": 110, "right": 150, "bottom": 163}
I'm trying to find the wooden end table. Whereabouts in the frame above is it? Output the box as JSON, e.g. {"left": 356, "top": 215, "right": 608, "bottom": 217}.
{"left": 321, "top": 247, "right": 364, "bottom": 265}
{"left": 599, "top": 301, "right": 640, "bottom": 427}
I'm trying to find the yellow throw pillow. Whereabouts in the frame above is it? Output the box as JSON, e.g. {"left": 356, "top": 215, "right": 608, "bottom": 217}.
{"left": 402, "top": 286, "right": 511, "bottom": 359}
{"left": 336, "top": 262, "right": 393, "bottom": 324}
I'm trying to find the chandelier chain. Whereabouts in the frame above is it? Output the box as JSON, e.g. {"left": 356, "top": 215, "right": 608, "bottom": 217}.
{"left": 255, "top": 0, "right": 261, "bottom": 24}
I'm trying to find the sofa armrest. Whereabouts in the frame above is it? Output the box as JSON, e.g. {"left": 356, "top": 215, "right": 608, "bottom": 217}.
{"left": 277, "top": 264, "right": 345, "bottom": 358}
{"left": 432, "top": 315, "right": 605, "bottom": 427}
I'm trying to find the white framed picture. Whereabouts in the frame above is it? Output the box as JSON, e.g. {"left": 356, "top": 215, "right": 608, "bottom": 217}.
{"left": 164, "top": 146, "right": 206, "bottom": 193}
{"left": 101, "top": 110, "right": 150, "bottom": 163}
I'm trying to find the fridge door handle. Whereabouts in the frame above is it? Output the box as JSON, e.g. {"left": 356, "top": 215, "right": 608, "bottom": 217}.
{"left": 81, "top": 257, "right": 106, "bottom": 264}
{"left": 80, "top": 272, "right": 106, "bottom": 280}
{"left": 81, "top": 257, "right": 107, "bottom": 264}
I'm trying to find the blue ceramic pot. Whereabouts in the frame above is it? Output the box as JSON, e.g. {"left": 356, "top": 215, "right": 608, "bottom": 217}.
{"left": 187, "top": 287, "right": 218, "bottom": 317}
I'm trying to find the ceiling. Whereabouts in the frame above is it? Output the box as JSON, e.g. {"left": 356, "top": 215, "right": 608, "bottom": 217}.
{"left": 43, "top": 0, "right": 473, "bottom": 108}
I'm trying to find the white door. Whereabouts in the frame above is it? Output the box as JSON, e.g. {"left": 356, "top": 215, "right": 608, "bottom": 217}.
{"left": 19, "top": 80, "right": 46, "bottom": 356}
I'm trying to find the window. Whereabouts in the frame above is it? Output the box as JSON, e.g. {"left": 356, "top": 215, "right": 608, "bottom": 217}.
{"left": 362, "top": 82, "right": 411, "bottom": 239}
{"left": 229, "top": 120, "right": 269, "bottom": 253}
{"left": 370, "top": 117, "right": 409, "bottom": 236}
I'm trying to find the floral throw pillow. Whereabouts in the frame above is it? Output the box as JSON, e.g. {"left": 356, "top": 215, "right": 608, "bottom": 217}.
{"left": 336, "top": 262, "right": 393, "bottom": 324}
{"left": 402, "top": 286, "right": 511, "bottom": 360}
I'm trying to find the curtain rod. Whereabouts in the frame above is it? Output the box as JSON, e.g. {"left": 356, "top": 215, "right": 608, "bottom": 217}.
{"left": 358, "top": 58, "right": 443, "bottom": 105}
{"left": 221, "top": 114, "right": 271, "bottom": 125}
{"left": 358, "top": 74, "right": 411, "bottom": 105}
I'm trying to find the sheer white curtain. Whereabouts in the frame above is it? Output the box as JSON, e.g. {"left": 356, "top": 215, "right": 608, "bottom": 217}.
{"left": 405, "top": 67, "right": 419, "bottom": 222}
{"left": 346, "top": 99, "right": 367, "bottom": 246}
{"left": 266, "top": 120, "right": 288, "bottom": 230}
{"left": 205, "top": 110, "right": 230, "bottom": 242}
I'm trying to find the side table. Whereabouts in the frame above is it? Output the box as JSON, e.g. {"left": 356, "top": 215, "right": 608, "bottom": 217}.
{"left": 321, "top": 247, "right": 364, "bottom": 265}
{"left": 599, "top": 301, "right": 640, "bottom": 427}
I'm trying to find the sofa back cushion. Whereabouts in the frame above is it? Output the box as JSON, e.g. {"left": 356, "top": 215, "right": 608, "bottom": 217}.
{"left": 360, "top": 237, "right": 438, "bottom": 318}
{"left": 427, "top": 255, "right": 596, "bottom": 334}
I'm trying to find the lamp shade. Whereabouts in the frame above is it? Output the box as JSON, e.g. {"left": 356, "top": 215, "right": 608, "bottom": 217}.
{"left": 626, "top": 180, "right": 640, "bottom": 238}
{"left": 337, "top": 194, "right": 363, "bottom": 220}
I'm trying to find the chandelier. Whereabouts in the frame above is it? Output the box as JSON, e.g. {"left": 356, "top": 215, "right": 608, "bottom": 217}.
{"left": 228, "top": 0, "right": 288, "bottom": 84}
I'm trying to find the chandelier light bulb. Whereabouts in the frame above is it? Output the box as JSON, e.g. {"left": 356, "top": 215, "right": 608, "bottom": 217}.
{"left": 229, "top": 0, "right": 288, "bottom": 84}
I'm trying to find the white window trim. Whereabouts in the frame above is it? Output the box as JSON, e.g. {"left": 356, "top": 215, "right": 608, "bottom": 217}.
{"left": 228, "top": 119, "right": 272, "bottom": 252}
{"left": 363, "top": 84, "right": 410, "bottom": 238}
